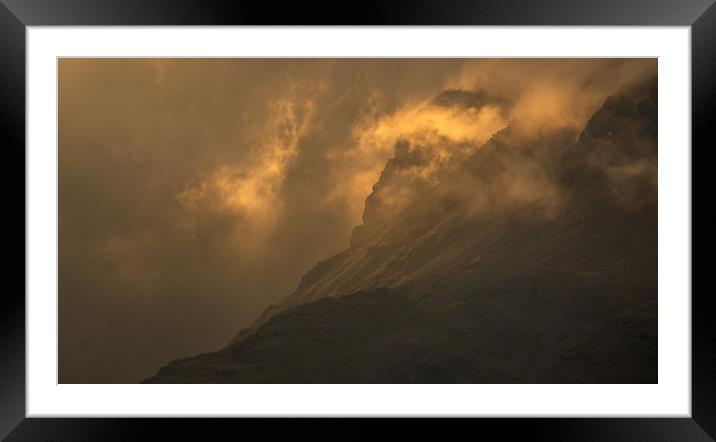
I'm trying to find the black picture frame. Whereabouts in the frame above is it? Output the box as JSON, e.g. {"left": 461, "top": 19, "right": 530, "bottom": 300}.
{"left": 2, "top": 0, "right": 709, "bottom": 440}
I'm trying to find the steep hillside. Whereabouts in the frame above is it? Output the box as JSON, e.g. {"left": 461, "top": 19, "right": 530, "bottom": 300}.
{"left": 145, "top": 78, "right": 657, "bottom": 384}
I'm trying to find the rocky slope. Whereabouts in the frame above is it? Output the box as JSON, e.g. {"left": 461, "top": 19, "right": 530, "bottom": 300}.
{"left": 145, "top": 78, "right": 657, "bottom": 383}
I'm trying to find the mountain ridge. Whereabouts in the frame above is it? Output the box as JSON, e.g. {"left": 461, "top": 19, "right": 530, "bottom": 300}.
{"left": 145, "top": 77, "right": 657, "bottom": 384}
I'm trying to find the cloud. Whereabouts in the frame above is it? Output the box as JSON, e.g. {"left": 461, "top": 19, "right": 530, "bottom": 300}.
{"left": 177, "top": 96, "right": 317, "bottom": 244}
{"left": 325, "top": 96, "right": 509, "bottom": 224}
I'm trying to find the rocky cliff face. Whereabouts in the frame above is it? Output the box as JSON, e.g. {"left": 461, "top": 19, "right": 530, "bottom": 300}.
{"left": 145, "top": 78, "right": 657, "bottom": 384}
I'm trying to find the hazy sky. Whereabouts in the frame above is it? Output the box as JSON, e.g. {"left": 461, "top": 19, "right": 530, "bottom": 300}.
{"left": 59, "top": 58, "right": 655, "bottom": 383}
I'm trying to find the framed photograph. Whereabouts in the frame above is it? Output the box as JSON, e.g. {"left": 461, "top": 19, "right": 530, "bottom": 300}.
{"left": 3, "top": 0, "right": 709, "bottom": 439}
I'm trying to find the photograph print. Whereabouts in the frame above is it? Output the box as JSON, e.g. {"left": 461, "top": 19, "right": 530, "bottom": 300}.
{"left": 58, "top": 58, "right": 658, "bottom": 384}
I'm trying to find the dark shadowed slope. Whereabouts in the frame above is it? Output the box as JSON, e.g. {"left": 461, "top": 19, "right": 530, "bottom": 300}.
{"left": 145, "top": 78, "right": 657, "bottom": 384}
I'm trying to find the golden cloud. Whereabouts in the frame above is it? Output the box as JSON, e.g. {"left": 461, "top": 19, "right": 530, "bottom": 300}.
{"left": 325, "top": 100, "right": 510, "bottom": 223}
{"left": 177, "top": 97, "right": 316, "bottom": 240}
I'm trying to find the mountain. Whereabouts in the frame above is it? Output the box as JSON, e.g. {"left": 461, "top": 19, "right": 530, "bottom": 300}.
{"left": 144, "top": 78, "right": 657, "bottom": 384}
